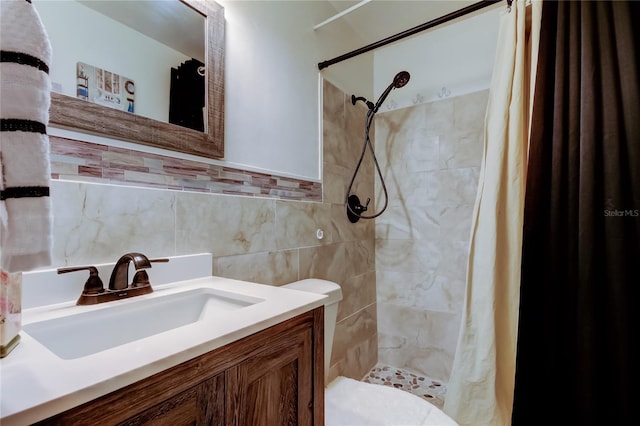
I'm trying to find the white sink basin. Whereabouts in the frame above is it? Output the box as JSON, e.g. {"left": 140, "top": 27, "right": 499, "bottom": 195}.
{"left": 23, "top": 287, "right": 264, "bottom": 360}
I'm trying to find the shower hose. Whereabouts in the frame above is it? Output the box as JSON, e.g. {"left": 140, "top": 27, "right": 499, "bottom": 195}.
{"left": 345, "top": 107, "right": 389, "bottom": 220}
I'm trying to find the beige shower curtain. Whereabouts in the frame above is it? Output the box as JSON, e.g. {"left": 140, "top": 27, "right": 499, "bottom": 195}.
{"left": 443, "top": 2, "right": 541, "bottom": 425}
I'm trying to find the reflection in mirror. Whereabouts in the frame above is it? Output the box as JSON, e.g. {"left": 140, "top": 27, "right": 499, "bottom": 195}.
{"left": 35, "top": 0, "right": 224, "bottom": 159}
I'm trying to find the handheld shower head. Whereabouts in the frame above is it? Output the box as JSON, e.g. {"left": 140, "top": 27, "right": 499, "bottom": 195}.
{"left": 393, "top": 71, "right": 411, "bottom": 88}
{"left": 372, "top": 71, "right": 411, "bottom": 113}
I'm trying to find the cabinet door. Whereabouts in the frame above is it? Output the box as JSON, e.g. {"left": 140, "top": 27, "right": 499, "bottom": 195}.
{"left": 226, "top": 325, "right": 314, "bottom": 426}
{"left": 35, "top": 373, "right": 224, "bottom": 426}
{"left": 121, "top": 374, "right": 224, "bottom": 426}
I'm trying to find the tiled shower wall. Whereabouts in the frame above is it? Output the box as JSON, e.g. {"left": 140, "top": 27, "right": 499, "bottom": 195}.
{"left": 374, "top": 90, "right": 489, "bottom": 381}
{"left": 46, "top": 79, "right": 377, "bottom": 382}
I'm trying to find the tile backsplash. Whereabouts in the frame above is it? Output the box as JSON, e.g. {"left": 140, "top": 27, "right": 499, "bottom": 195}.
{"left": 50, "top": 136, "right": 321, "bottom": 201}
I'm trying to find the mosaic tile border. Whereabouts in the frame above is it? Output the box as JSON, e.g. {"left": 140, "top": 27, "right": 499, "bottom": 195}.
{"left": 363, "top": 364, "right": 448, "bottom": 409}
{"left": 49, "top": 136, "right": 322, "bottom": 202}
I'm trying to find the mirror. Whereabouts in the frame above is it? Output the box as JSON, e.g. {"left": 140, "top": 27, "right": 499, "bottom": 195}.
{"left": 39, "top": 0, "right": 224, "bottom": 159}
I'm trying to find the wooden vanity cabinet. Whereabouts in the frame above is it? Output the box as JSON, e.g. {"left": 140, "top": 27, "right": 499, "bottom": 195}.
{"left": 36, "top": 307, "right": 324, "bottom": 426}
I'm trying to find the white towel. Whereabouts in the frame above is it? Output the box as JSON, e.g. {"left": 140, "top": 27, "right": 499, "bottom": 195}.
{"left": 0, "top": 0, "right": 53, "bottom": 272}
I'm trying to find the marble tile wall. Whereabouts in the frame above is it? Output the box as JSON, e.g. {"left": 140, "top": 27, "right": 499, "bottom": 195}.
{"left": 374, "top": 90, "right": 488, "bottom": 382}
{"left": 44, "top": 79, "right": 376, "bottom": 383}
{"left": 307, "top": 80, "right": 377, "bottom": 382}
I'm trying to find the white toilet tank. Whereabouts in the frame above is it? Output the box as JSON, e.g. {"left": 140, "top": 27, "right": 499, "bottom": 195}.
{"left": 281, "top": 279, "right": 342, "bottom": 383}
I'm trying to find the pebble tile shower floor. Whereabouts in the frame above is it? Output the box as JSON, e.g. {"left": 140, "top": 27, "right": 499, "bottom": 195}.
{"left": 362, "top": 364, "right": 448, "bottom": 409}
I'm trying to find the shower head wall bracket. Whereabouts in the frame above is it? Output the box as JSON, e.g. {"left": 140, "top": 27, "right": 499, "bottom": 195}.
{"left": 351, "top": 95, "right": 374, "bottom": 111}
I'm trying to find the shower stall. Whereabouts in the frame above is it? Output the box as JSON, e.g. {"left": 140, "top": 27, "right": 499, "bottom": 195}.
{"left": 374, "top": 89, "right": 489, "bottom": 382}
{"left": 319, "top": 0, "right": 502, "bottom": 408}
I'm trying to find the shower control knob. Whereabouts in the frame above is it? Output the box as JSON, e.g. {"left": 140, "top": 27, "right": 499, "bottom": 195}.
{"left": 347, "top": 194, "right": 370, "bottom": 223}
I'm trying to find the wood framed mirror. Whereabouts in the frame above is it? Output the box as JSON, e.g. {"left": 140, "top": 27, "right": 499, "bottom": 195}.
{"left": 48, "top": 0, "right": 225, "bottom": 159}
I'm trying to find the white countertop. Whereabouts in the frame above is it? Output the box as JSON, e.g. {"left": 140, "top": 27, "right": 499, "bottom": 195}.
{"left": 0, "top": 276, "right": 326, "bottom": 425}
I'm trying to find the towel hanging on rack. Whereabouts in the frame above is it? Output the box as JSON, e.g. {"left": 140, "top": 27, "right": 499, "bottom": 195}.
{"left": 0, "top": 0, "right": 53, "bottom": 272}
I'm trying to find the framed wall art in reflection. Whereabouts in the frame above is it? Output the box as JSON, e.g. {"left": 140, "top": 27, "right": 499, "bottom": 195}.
{"left": 76, "top": 62, "right": 135, "bottom": 113}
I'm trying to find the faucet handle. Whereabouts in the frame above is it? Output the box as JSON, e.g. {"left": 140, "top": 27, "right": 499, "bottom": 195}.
{"left": 131, "top": 270, "right": 150, "bottom": 287}
{"left": 131, "top": 258, "right": 169, "bottom": 287}
{"left": 58, "top": 266, "right": 105, "bottom": 295}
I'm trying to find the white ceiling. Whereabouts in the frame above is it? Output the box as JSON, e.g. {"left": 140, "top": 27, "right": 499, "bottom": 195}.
{"left": 324, "top": 0, "right": 486, "bottom": 45}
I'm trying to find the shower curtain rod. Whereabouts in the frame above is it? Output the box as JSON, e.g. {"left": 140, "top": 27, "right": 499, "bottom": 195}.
{"left": 318, "top": 0, "right": 502, "bottom": 70}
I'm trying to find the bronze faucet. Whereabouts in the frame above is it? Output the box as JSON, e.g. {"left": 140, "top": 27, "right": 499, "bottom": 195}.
{"left": 109, "top": 252, "right": 152, "bottom": 290}
{"left": 58, "top": 253, "right": 169, "bottom": 305}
